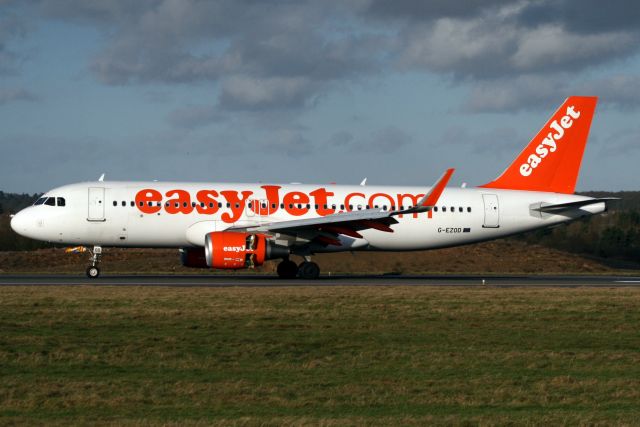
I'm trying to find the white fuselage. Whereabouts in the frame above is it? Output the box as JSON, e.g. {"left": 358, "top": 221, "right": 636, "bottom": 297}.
{"left": 10, "top": 181, "right": 605, "bottom": 253}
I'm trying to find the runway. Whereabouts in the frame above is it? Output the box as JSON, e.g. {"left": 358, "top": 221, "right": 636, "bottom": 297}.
{"left": 1, "top": 274, "right": 640, "bottom": 287}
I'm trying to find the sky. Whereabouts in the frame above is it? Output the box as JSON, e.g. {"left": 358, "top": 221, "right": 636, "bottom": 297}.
{"left": 1, "top": 0, "right": 640, "bottom": 193}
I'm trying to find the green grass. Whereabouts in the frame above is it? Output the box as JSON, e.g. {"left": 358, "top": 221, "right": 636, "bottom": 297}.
{"left": 1, "top": 286, "right": 640, "bottom": 425}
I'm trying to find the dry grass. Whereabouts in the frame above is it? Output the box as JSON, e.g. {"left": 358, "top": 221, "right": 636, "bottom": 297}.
{"left": 0, "top": 239, "right": 625, "bottom": 275}
{"left": 1, "top": 286, "right": 640, "bottom": 425}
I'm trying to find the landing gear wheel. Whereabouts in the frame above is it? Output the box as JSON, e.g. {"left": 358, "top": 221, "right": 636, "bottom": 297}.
{"left": 298, "top": 261, "right": 320, "bottom": 280}
{"left": 86, "top": 266, "right": 100, "bottom": 278}
{"left": 277, "top": 260, "right": 298, "bottom": 279}
{"left": 85, "top": 246, "right": 102, "bottom": 278}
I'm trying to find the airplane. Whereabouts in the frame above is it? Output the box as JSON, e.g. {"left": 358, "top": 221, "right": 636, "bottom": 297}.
{"left": 10, "top": 96, "right": 615, "bottom": 279}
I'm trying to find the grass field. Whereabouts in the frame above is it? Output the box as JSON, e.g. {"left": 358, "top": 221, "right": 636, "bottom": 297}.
{"left": 1, "top": 286, "right": 640, "bottom": 425}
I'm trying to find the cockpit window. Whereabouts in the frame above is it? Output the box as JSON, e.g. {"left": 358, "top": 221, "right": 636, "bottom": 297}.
{"left": 34, "top": 196, "right": 66, "bottom": 207}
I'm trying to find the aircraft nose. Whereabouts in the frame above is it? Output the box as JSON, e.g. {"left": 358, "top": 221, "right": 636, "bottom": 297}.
{"left": 10, "top": 210, "right": 30, "bottom": 237}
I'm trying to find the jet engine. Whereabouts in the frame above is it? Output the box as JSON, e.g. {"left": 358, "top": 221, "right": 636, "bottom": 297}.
{"left": 204, "top": 231, "right": 289, "bottom": 269}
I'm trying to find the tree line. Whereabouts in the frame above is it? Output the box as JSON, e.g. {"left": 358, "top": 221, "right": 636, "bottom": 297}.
{"left": 516, "top": 192, "right": 640, "bottom": 263}
{"left": 1, "top": 190, "right": 640, "bottom": 265}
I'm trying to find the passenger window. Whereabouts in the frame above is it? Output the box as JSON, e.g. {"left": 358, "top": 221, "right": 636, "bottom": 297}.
{"left": 450, "top": 206, "right": 454, "bottom": 212}
{"left": 248, "top": 202, "right": 253, "bottom": 209}
{"left": 434, "top": 206, "right": 438, "bottom": 212}
{"left": 314, "top": 204, "right": 319, "bottom": 209}
{"left": 271, "top": 203, "right": 276, "bottom": 209}
{"left": 467, "top": 207, "right": 472, "bottom": 213}
{"left": 218, "top": 202, "right": 223, "bottom": 208}
{"left": 57, "top": 198, "right": 66, "bottom": 207}
{"left": 130, "top": 201, "right": 134, "bottom": 207}
{"left": 121, "top": 201, "right": 126, "bottom": 207}
{"left": 442, "top": 207, "right": 447, "bottom": 212}
{"left": 349, "top": 204, "right": 353, "bottom": 210}
{"left": 113, "top": 201, "right": 117, "bottom": 207}
{"left": 209, "top": 202, "right": 214, "bottom": 208}
{"left": 226, "top": 203, "right": 231, "bottom": 208}
{"left": 340, "top": 204, "right": 345, "bottom": 210}
{"left": 45, "top": 197, "right": 55, "bottom": 206}
{"left": 459, "top": 207, "right": 463, "bottom": 212}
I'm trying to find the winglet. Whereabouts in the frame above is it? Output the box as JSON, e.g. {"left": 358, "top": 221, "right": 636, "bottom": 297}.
{"left": 394, "top": 168, "right": 454, "bottom": 215}
{"left": 419, "top": 168, "right": 455, "bottom": 207}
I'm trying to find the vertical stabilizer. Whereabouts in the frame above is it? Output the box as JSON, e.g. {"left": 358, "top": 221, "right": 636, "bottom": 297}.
{"left": 481, "top": 96, "right": 597, "bottom": 194}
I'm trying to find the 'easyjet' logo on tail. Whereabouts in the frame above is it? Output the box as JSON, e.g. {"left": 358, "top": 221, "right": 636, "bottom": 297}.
{"left": 520, "top": 105, "right": 581, "bottom": 177}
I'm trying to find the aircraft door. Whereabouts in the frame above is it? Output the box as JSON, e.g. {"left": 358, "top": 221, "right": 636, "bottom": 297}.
{"left": 246, "top": 200, "right": 256, "bottom": 217}
{"left": 88, "top": 187, "right": 106, "bottom": 222}
{"left": 482, "top": 194, "right": 499, "bottom": 228}
{"left": 258, "top": 199, "right": 270, "bottom": 217}
{"left": 246, "top": 199, "right": 270, "bottom": 220}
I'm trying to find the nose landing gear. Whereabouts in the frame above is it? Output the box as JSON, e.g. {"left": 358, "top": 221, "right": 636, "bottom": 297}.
{"left": 86, "top": 246, "right": 102, "bottom": 278}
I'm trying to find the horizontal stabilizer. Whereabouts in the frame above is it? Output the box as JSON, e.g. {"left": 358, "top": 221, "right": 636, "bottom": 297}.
{"left": 534, "top": 198, "right": 618, "bottom": 213}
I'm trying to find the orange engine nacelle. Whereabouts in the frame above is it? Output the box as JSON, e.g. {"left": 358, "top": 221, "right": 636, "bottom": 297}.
{"left": 204, "top": 231, "right": 270, "bottom": 269}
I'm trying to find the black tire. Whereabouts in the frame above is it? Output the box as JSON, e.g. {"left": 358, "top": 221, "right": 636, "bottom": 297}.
{"left": 86, "top": 266, "right": 100, "bottom": 278}
{"left": 277, "top": 260, "right": 298, "bottom": 279}
{"left": 298, "top": 261, "right": 320, "bottom": 279}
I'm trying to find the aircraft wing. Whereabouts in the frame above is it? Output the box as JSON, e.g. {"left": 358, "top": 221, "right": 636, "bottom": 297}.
{"left": 228, "top": 169, "right": 454, "bottom": 246}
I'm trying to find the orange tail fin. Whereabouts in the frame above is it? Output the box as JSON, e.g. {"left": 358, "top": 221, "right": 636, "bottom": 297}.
{"left": 481, "top": 96, "right": 597, "bottom": 194}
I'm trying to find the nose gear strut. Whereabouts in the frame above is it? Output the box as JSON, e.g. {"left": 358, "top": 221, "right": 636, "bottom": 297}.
{"left": 86, "top": 246, "right": 102, "bottom": 278}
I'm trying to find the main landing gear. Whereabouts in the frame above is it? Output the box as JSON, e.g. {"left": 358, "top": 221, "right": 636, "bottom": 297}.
{"left": 86, "top": 246, "right": 102, "bottom": 278}
{"left": 276, "top": 257, "right": 321, "bottom": 280}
